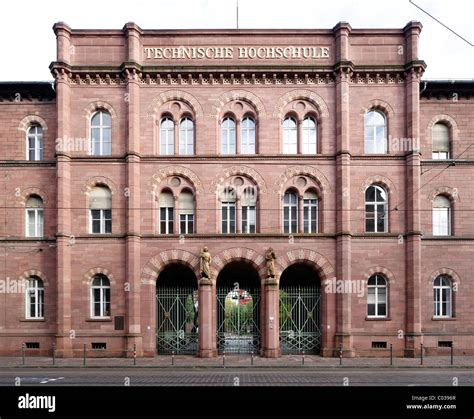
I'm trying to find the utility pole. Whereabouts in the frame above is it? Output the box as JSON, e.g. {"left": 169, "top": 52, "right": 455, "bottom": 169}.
{"left": 236, "top": 0, "right": 239, "bottom": 29}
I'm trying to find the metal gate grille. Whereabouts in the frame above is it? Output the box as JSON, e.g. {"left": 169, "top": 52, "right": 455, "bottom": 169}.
{"left": 279, "top": 285, "right": 321, "bottom": 354}
{"left": 217, "top": 285, "right": 260, "bottom": 354}
{"left": 156, "top": 286, "right": 198, "bottom": 354}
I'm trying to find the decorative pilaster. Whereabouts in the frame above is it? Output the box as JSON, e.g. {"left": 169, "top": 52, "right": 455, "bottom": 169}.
{"left": 124, "top": 22, "right": 144, "bottom": 356}
{"left": 333, "top": 21, "right": 354, "bottom": 357}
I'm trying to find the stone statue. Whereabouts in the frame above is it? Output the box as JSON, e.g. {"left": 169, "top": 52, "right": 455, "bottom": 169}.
{"left": 200, "top": 247, "right": 212, "bottom": 279}
{"left": 265, "top": 247, "right": 277, "bottom": 278}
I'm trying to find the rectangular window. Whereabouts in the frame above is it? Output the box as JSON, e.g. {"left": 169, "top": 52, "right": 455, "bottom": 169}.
{"left": 242, "top": 206, "right": 256, "bottom": 233}
{"left": 283, "top": 206, "right": 298, "bottom": 234}
{"left": 179, "top": 213, "right": 194, "bottom": 234}
{"left": 160, "top": 207, "right": 174, "bottom": 234}
{"left": 26, "top": 209, "right": 44, "bottom": 237}
{"left": 433, "top": 208, "right": 450, "bottom": 236}
{"left": 221, "top": 202, "right": 236, "bottom": 233}
{"left": 90, "top": 209, "right": 112, "bottom": 234}
{"left": 303, "top": 200, "right": 317, "bottom": 233}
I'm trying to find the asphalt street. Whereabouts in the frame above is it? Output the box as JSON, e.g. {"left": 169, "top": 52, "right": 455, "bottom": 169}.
{"left": 0, "top": 367, "right": 473, "bottom": 386}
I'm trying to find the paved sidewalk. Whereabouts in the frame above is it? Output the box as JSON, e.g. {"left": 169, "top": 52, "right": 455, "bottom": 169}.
{"left": 1, "top": 354, "right": 473, "bottom": 368}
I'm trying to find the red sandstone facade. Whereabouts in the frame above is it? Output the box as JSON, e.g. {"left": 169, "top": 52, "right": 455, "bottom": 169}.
{"left": 0, "top": 21, "right": 472, "bottom": 358}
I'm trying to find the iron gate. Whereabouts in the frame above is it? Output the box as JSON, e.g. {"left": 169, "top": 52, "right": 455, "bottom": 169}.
{"left": 156, "top": 286, "right": 198, "bottom": 354}
{"left": 217, "top": 283, "right": 260, "bottom": 354}
{"left": 279, "top": 285, "right": 321, "bottom": 354}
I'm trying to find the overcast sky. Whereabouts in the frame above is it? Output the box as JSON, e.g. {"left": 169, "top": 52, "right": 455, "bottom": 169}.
{"left": 1, "top": 0, "right": 472, "bottom": 81}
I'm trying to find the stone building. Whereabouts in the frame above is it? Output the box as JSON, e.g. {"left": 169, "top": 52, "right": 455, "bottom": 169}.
{"left": 0, "top": 21, "right": 472, "bottom": 357}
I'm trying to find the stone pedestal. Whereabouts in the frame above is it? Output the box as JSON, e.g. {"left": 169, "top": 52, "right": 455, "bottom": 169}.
{"left": 262, "top": 278, "right": 280, "bottom": 358}
{"left": 198, "top": 278, "right": 216, "bottom": 357}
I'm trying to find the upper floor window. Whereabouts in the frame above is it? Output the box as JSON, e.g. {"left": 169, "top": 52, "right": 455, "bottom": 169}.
{"left": 241, "top": 187, "right": 257, "bottom": 233}
{"left": 283, "top": 190, "right": 298, "bottom": 234}
{"left": 25, "top": 276, "right": 44, "bottom": 319}
{"left": 365, "top": 185, "right": 388, "bottom": 233}
{"left": 367, "top": 274, "right": 387, "bottom": 317}
{"left": 283, "top": 117, "right": 298, "bottom": 154}
{"left": 303, "top": 190, "right": 318, "bottom": 233}
{"left": 179, "top": 191, "right": 194, "bottom": 234}
{"left": 433, "top": 276, "right": 452, "bottom": 318}
{"left": 159, "top": 190, "right": 174, "bottom": 234}
{"left": 91, "top": 275, "right": 111, "bottom": 318}
{"left": 302, "top": 117, "right": 317, "bottom": 154}
{"left": 179, "top": 118, "right": 194, "bottom": 155}
{"left": 25, "top": 195, "right": 44, "bottom": 238}
{"left": 221, "top": 187, "right": 236, "bottom": 233}
{"left": 432, "top": 195, "right": 451, "bottom": 236}
{"left": 27, "top": 124, "right": 43, "bottom": 161}
{"left": 90, "top": 111, "right": 112, "bottom": 156}
{"left": 364, "top": 111, "right": 387, "bottom": 154}
{"left": 241, "top": 117, "right": 256, "bottom": 155}
{"left": 432, "top": 123, "right": 450, "bottom": 159}
{"left": 89, "top": 186, "right": 112, "bottom": 234}
{"left": 221, "top": 117, "right": 236, "bottom": 155}
{"left": 160, "top": 117, "right": 175, "bottom": 155}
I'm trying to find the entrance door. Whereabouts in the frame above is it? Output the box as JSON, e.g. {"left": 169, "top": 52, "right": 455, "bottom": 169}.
{"left": 156, "top": 264, "right": 198, "bottom": 354}
{"left": 216, "top": 261, "right": 261, "bottom": 354}
{"left": 279, "top": 263, "right": 321, "bottom": 354}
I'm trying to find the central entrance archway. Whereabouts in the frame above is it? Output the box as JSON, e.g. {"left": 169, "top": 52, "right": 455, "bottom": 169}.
{"left": 216, "top": 261, "right": 261, "bottom": 354}
{"left": 156, "top": 263, "right": 198, "bottom": 355}
{"left": 279, "top": 263, "right": 321, "bottom": 354}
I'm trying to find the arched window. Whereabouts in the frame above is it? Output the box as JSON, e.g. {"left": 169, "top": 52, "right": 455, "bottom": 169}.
{"left": 241, "top": 187, "right": 257, "bottom": 233}
{"left": 433, "top": 276, "right": 452, "bottom": 317}
{"left": 283, "top": 117, "right": 297, "bottom": 154}
{"left": 302, "top": 117, "right": 317, "bottom": 154}
{"left": 283, "top": 191, "right": 298, "bottom": 234}
{"left": 160, "top": 117, "right": 174, "bottom": 155}
{"left": 25, "top": 276, "right": 44, "bottom": 319}
{"left": 90, "top": 111, "right": 112, "bottom": 156}
{"left": 365, "top": 185, "right": 388, "bottom": 233}
{"left": 367, "top": 274, "right": 387, "bottom": 317}
{"left": 179, "top": 191, "right": 194, "bottom": 234}
{"left": 364, "top": 111, "right": 387, "bottom": 154}
{"left": 179, "top": 118, "right": 194, "bottom": 155}
{"left": 89, "top": 186, "right": 112, "bottom": 234}
{"left": 241, "top": 117, "right": 256, "bottom": 155}
{"left": 159, "top": 190, "right": 174, "bottom": 234}
{"left": 91, "top": 275, "right": 111, "bottom": 318}
{"left": 25, "top": 195, "right": 44, "bottom": 238}
{"left": 221, "top": 117, "right": 236, "bottom": 155}
{"left": 432, "top": 123, "right": 450, "bottom": 159}
{"left": 27, "top": 124, "right": 43, "bottom": 161}
{"left": 221, "top": 187, "right": 236, "bottom": 233}
{"left": 303, "top": 190, "right": 318, "bottom": 233}
{"left": 433, "top": 195, "right": 451, "bottom": 236}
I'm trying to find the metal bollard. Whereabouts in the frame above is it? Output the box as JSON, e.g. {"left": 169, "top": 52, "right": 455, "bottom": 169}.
{"left": 172, "top": 350, "right": 175, "bottom": 366}
{"left": 52, "top": 343, "right": 56, "bottom": 366}
{"left": 390, "top": 344, "right": 393, "bottom": 366}
{"left": 420, "top": 343, "right": 423, "bottom": 365}
{"left": 22, "top": 343, "right": 26, "bottom": 365}
{"left": 339, "top": 346, "right": 343, "bottom": 365}
{"left": 223, "top": 350, "right": 226, "bottom": 368}
{"left": 133, "top": 344, "right": 137, "bottom": 366}
{"left": 450, "top": 343, "right": 454, "bottom": 366}
{"left": 251, "top": 350, "right": 254, "bottom": 366}
{"left": 302, "top": 350, "right": 305, "bottom": 366}
{"left": 83, "top": 343, "right": 87, "bottom": 366}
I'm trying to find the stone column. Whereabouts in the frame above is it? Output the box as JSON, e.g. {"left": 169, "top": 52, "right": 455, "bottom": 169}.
{"left": 262, "top": 278, "right": 280, "bottom": 357}
{"left": 333, "top": 21, "right": 354, "bottom": 357}
{"left": 52, "top": 22, "right": 73, "bottom": 357}
{"left": 298, "top": 194, "right": 304, "bottom": 233}
{"left": 123, "top": 22, "right": 144, "bottom": 356}
{"left": 198, "top": 278, "right": 216, "bottom": 357}
{"left": 403, "top": 21, "right": 424, "bottom": 357}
